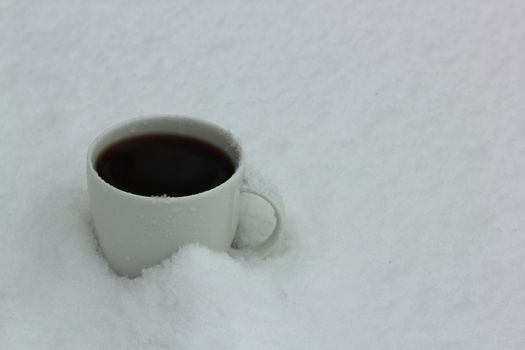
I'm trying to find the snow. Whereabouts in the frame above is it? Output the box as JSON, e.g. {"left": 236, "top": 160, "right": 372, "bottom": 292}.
{"left": 1, "top": 0, "right": 525, "bottom": 349}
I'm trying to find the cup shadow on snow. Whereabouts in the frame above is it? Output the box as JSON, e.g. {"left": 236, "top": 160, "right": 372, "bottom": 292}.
{"left": 85, "top": 214, "right": 118, "bottom": 276}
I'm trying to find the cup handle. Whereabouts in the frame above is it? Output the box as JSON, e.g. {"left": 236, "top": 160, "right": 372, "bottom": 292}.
{"left": 230, "top": 185, "right": 285, "bottom": 258}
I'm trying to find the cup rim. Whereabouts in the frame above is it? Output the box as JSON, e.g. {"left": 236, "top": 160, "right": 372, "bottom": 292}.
{"left": 87, "top": 114, "right": 244, "bottom": 202}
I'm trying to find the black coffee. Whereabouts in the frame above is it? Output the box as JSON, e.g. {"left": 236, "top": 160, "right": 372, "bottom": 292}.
{"left": 96, "top": 134, "right": 235, "bottom": 197}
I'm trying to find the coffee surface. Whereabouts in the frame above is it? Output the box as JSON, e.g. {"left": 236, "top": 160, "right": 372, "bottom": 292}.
{"left": 96, "top": 134, "right": 235, "bottom": 197}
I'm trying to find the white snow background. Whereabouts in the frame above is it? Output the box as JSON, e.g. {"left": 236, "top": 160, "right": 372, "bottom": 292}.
{"left": 1, "top": 0, "right": 525, "bottom": 349}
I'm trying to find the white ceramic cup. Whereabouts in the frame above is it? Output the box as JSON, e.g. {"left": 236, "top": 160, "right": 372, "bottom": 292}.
{"left": 87, "top": 115, "right": 285, "bottom": 277}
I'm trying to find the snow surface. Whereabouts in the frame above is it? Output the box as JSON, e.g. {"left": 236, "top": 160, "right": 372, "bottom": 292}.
{"left": 1, "top": 0, "right": 525, "bottom": 349}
